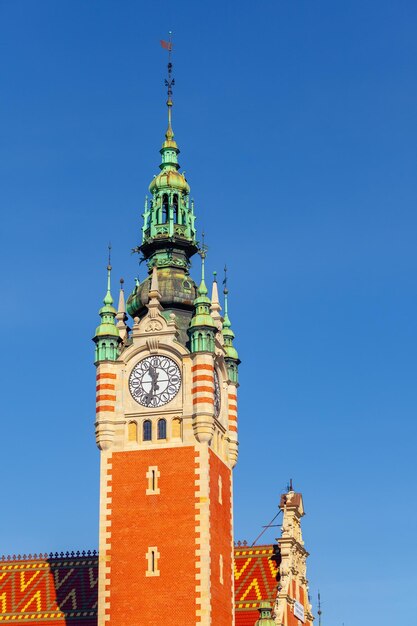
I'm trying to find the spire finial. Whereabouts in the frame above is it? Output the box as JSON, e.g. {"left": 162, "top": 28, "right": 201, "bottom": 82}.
{"left": 197, "top": 232, "right": 208, "bottom": 296}
{"left": 223, "top": 264, "right": 229, "bottom": 320}
{"left": 117, "top": 278, "right": 126, "bottom": 314}
{"left": 161, "top": 32, "right": 174, "bottom": 140}
{"left": 221, "top": 265, "right": 239, "bottom": 369}
{"left": 116, "top": 277, "right": 129, "bottom": 337}
{"left": 210, "top": 270, "right": 222, "bottom": 325}
{"left": 150, "top": 264, "right": 160, "bottom": 295}
{"left": 146, "top": 265, "right": 163, "bottom": 318}
{"left": 200, "top": 231, "right": 207, "bottom": 271}
{"left": 104, "top": 243, "right": 113, "bottom": 306}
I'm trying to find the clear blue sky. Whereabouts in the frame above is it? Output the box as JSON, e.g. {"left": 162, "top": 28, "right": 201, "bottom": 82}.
{"left": 0, "top": 2, "right": 416, "bottom": 625}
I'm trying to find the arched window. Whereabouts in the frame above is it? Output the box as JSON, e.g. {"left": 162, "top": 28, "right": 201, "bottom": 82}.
{"left": 128, "top": 422, "right": 137, "bottom": 442}
{"left": 157, "top": 418, "right": 167, "bottom": 440}
{"left": 143, "top": 420, "right": 152, "bottom": 441}
{"left": 172, "top": 417, "right": 182, "bottom": 439}
{"left": 162, "top": 194, "right": 169, "bottom": 223}
{"left": 173, "top": 194, "right": 179, "bottom": 223}
{"left": 198, "top": 332, "right": 203, "bottom": 352}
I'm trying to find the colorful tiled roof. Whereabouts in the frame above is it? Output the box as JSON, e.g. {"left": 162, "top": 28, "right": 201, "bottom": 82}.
{"left": 0, "top": 546, "right": 277, "bottom": 625}
{"left": 234, "top": 545, "right": 278, "bottom": 626}
{"left": 0, "top": 553, "right": 98, "bottom": 624}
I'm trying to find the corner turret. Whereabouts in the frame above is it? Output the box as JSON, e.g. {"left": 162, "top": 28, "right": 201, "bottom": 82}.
{"left": 189, "top": 242, "right": 217, "bottom": 353}
{"left": 222, "top": 269, "right": 240, "bottom": 383}
{"left": 93, "top": 261, "right": 121, "bottom": 363}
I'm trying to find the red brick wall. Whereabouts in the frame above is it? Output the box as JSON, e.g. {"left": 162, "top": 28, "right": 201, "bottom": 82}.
{"left": 286, "top": 580, "right": 312, "bottom": 626}
{"left": 209, "top": 449, "right": 233, "bottom": 625}
{"left": 107, "top": 447, "right": 198, "bottom": 625}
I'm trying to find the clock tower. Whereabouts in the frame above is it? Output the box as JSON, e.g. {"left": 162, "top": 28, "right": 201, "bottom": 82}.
{"left": 93, "top": 58, "right": 239, "bottom": 626}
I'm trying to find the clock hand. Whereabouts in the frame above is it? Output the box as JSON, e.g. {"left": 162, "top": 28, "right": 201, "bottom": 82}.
{"left": 144, "top": 366, "right": 159, "bottom": 405}
{"left": 149, "top": 366, "right": 160, "bottom": 393}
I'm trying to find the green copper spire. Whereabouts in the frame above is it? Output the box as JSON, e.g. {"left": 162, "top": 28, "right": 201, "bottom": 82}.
{"left": 197, "top": 232, "right": 208, "bottom": 296}
{"left": 103, "top": 260, "right": 113, "bottom": 306}
{"left": 189, "top": 238, "right": 216, "bottom": 352}
{"left": 163, "top": 33, "right": 175, "bottom": 145}
{"left": 137, "top": 50, "right": 197, "bottom": 267}
{"left": 222, "top": 266, "right": 240, "bottom": 382}
{"left": 127, "top": 50, "right": 199, "bottom": 334}
{"left": 93, "top": 248, "right": 120, "bottom": 363}
{"left": 254, "top": 602, "right": 275, "bottom": 626}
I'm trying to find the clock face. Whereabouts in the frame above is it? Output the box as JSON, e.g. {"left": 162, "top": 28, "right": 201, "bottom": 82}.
{"left": 214, "top": 370, "right": 221, "bottom": 418}
{"left": 129, "top": 355, "right": 181, "bottom": 408}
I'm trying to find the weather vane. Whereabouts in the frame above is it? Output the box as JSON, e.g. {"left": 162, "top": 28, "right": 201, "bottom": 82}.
{"left": 199, "top": 231, "right": 208, "bottom": 260}
{"left": 160, "top": 31, "right": 174, "bottom": 102}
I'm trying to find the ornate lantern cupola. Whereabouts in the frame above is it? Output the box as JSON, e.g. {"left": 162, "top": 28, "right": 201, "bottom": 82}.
{"left": 189, "top": 237, "right": 217, "bottom": 353}
{"left": 127, "top": 52, "right": 199, "bottom": 342}
{"left": 93, "top": 253, "right": 121, "bottom": 363}
{"left": 143, "top": 93, "right": 197, "bottom": 256}
{"left": 254, "top": 602, "right": 276, "bottom": 626}
{"left": 222, "top": 267, "right": 240, "bottom": 383}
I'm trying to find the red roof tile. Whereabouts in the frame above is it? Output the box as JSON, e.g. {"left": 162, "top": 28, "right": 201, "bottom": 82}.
{"left": 0, "top": 545, "right": 276, "bottom": 624}
{"left": 0, "top": 555, "right": 98, "bottom": 623}
{"left": 234, "top": 545, "right": 278, "bottom": 626}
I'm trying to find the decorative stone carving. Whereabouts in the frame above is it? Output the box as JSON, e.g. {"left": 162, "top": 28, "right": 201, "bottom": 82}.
{"left": 145, "top": 320, "right": 163, "bottom": 332}
{"left": 146, "top": 338, "right": 159, "bottom": 353}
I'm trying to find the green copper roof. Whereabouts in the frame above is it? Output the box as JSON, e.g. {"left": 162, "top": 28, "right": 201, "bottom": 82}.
{"left": 94, "top": 265, "right": 119, "bottom": 339}
{"left": 189, "top": 250, "right": 216, "bottom": 331}
{"left": 196, "top": 243, "right": 209, "bottom": 297}
{"left": 189, "top": 307, "right": 217, "bottom": 330}
{"left": 138, "top": 88, "right": 197, "bottom": 269}
{"left": 222, "top": 286, "right": 239, "bottom": 361}
{"left": 255, "top": 602, "right": 276, "bottom": 625}
{"left": 188, "top": 250, "right": 217, "bottom": 353}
